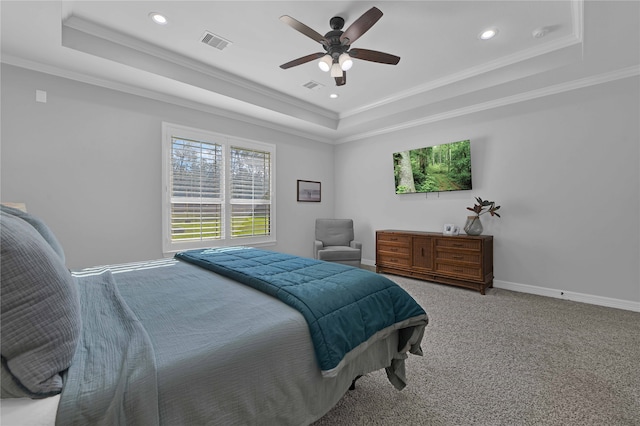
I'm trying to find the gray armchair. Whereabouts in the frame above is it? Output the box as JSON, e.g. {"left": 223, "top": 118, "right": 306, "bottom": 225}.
{"left": 314, "top": 219, "right": 362, "bottom": 267}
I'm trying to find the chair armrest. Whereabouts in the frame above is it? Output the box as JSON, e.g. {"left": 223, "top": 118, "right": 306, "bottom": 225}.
{"left": 350, "top": 240, "right": 362, "bottom": 250}
{"left": 314, "top": 240, "right": 324, "bottom": 259}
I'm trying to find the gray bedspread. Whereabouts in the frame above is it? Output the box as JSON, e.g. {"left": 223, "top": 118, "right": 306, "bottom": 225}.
{"left": 56, "top": 269, "right": 159, "bottom": 425}
{"left": 57, "top": 259, "right": 423, "bottom": 425}
{"left": 176, "top": 247, "right": 428, "bottom": 376}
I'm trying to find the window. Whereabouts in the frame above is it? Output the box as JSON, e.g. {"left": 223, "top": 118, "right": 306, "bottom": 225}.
{"left": 162, "top": 123, "right": 275, "bottom": 253}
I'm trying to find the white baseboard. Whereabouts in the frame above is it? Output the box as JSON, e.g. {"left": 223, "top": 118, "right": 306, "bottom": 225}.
{"left": 365, "top": 256, "right": 640, "bottom": 312}
{"left": 494, "top": 280, "right": 640, "bottom": 312}
{"left": 362, "top": 258, "right": 376, "bottom": 267}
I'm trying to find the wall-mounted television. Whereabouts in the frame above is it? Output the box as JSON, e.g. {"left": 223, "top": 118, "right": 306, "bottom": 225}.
{"left": 393, "top": 139, "right": 472, "bottom": 194}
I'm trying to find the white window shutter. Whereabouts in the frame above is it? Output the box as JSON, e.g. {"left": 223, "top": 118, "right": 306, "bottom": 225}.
{"left": 230, "top": 147, "right": 271, "bottom": 238}
{"left": 162, "top": 123, "right": 275, "bottom": 253}
{"left": 170, "top": 138, "right": 224, "bottom": 243}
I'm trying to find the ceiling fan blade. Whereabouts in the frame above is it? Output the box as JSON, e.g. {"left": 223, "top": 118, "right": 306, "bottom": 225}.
{"left": 348, "top": 48, "right": 400, "bottom": 65}
{"left": 335, "top": 71, "right": 346, "bottom": 86}
{"left": 280, "top": 52, "right": 325, "bottom": 69}
{"left": 280, "top": 15, "right": 329, "bottom": 46}
{"left": 339, "top": 7, "right": 383, "bottom": 45}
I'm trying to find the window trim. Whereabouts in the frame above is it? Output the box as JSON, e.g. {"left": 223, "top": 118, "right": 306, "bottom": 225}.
{"left": 162, "top": 122, "right": 276, "bottom": 255}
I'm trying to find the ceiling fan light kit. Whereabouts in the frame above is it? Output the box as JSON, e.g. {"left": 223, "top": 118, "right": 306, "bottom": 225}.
{"left": 338, "top": 53, "right": 353, "bottom": 71}
{"left": 279, "top": 7, "right": 400, "bottom": 86}
{"left": 318, "top": 55, "right": 333, "bottom": 72}
{"left": 330, "top": 62, "right": 343, "bottom": 77}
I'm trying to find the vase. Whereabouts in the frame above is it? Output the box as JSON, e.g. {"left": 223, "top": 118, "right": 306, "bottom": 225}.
{"left": 464, "top": 216, "right": 483, "bottom": 236}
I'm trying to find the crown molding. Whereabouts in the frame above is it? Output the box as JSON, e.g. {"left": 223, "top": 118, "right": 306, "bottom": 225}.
{"left": 341, "top": 0, "right": 585, "bottom": 120}
{"left": 0, "top": 56, "right": 335, "bottom": 145}
{"left": 335, "top": 66, "right": 640, "bottom": 144}
{"left": 62, "top": 15, "right": 338, "bottom": 124}
{"left": 6, "top": 0, "right": 634, "bottom": 147}
{"left": 342, "top": 34, "right": 583, "bottom": 121}
{"left": 5, "top": 55, "right": 635, "bottom": 147}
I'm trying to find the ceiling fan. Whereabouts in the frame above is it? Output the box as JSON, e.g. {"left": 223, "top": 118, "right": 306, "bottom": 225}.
{"left": 279, "top": 7, "right": 400, "bottom": 86}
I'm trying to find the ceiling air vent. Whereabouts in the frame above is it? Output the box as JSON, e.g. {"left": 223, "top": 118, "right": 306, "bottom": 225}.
{"left": 200, "top": 31, "right": 232, "bottom": 51}
{"left": 303, "top": 80, "right": 324, "bottom": 90}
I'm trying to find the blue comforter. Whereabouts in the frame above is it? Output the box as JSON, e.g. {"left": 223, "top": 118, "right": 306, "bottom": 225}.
{"left": 176, "top": 247, "right": 428, "bottom": 375}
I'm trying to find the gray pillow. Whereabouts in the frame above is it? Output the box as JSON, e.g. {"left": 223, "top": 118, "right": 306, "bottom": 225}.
{"left": 0, "top": 211, "right": 81, "bottom": 398}
{"left": 0, "top": 205, "right": 65, "bottom": 263}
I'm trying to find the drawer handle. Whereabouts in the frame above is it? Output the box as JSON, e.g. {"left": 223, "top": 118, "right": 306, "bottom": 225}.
{"left": 453, "top": 243, "right": 463, "bottom": 247}
{"left": 390, "top": 237, "right": 398, "bottom": 241}
{"left": 453, "top": 256, "right": 463, "bottom": 260}
{"left": 390, "top": 248, "right": 398, "bottom": 252}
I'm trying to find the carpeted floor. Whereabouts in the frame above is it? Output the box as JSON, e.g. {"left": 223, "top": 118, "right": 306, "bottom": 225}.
{"left": 313, "top": 275, "right": 640, "bottom": 425}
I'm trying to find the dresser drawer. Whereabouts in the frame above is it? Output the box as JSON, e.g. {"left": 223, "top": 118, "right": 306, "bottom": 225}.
{"left": 435, "top": 238, "right": 481, "bottom": 251}
{"left": 436, "top": 250, "right": 481, "bottom": 264}
{"left": 378, "top": 253, "right": 411, "bottom": 267}
{"left": 377, "top": 233, "right": 411, "bottom": 245}
{"left": 377, "top": 243, "right": 410, "bottom": 256}
{"left": 435, "top": 262, "right": 483, "bottom": 280}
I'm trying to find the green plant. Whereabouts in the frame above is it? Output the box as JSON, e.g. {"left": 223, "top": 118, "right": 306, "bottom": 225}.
{"left": 467, "top": 197, "right": 501, "bottom": 218}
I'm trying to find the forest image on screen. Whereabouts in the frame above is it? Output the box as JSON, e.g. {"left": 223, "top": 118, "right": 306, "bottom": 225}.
{"left": 394, "top": 139, "right": 472, "bottom": 194}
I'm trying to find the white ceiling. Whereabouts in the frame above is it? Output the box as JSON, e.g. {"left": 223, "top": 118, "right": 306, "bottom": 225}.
{"left": 1, "top": 1, "right": 639, "bottom": 144}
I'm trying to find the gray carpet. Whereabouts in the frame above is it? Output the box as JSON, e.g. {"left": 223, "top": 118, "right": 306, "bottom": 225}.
{"left": 313, "top": 275, "right": 640, "bottom": 425}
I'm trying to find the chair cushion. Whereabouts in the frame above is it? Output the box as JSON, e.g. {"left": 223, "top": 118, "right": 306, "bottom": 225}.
{"left": 315, "top": 219, "right": 354, "bottom": 247}
{"left": 317, "top": 246, "right": 361, "bottom": 261}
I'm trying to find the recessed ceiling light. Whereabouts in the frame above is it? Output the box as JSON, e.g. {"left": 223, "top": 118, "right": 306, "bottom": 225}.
{"left": 532, "top": 26, "right": 549, "bottom": 39}
{"left": 479, "top": 28, "right": 498, "bottom": 40}
{"left": 329, "top": 93, "right": 339, "bottom": 99}
{"left": 149, "top": 12, "right": 168, "bottom": 25}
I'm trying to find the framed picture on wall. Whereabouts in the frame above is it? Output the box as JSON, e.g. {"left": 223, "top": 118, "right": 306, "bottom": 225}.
{"left": 297, "top": 180, "right": 321, "bottom": 202}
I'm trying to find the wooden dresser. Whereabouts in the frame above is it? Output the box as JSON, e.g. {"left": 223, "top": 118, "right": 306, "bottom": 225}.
{"left": 376, "top": 230, "right": 494, "bottom": 294}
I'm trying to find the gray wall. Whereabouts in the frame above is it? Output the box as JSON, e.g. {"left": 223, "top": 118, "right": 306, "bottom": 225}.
{"left": 2, "top": 64, "right": 638, "bottom": 307}
{"left": 1, "top": 64, "right": 335, "bottom": 268}
{"left": 335, "top": 77, "right": 639, "bottom": 305}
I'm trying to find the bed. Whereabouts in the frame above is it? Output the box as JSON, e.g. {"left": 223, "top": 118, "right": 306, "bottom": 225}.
{"left": 0, "top": 205, "right": 428, "bottom": 425}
